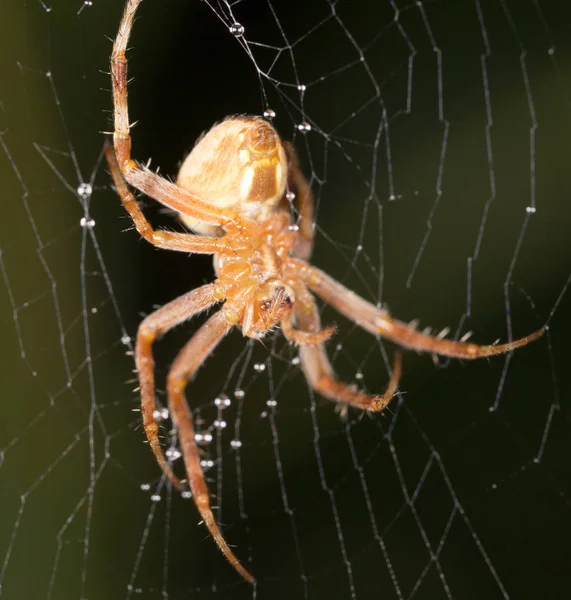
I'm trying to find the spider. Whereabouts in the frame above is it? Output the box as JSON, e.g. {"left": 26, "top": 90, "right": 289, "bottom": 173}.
{"left": 106, "top": 0, "right": 544, "bottom": 584}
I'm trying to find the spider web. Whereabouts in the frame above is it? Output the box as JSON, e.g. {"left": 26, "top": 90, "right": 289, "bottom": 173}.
{"left": 1, "top": 0, "right": 570, "bottom": 598}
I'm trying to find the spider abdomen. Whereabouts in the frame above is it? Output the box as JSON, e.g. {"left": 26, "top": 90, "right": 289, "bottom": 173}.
{"left": 177, "top": 116, "right": 288, "bottom": 237}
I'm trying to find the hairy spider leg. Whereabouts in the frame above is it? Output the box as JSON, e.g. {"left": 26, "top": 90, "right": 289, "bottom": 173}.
{"left": 166, "top": 311, "right": 255, "bottom": 583}
{"left": 295, "top": 260, "right": 545, "bottom": 359}
{"left": 291, "top": 281, "right": 403, "bottom": 410}
{"left": 283, "top": 141, "right": 315, "bottom": 260}
{"left": 136, "top": 285, "right": 220, "bottom": 490}
{"left": 111, "top": 0, "right": 239, "bottom": 230}
{"left": 104, "top": 142, "right": 248, "bottom": 254}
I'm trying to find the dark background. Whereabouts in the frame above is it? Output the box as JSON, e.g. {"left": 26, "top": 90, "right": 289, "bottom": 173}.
{"left": 0, "top": 1, "right": 569, "bottom": 599}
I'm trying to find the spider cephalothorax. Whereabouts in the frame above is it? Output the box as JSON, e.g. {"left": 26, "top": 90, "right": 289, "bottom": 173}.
{"left": 107, "top": 0, "right": 545, "bottom": 584}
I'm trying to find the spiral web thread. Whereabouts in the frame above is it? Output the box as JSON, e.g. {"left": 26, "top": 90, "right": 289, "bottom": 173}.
{"left": 0, "top": 1, "right": 569, "bottom": 598}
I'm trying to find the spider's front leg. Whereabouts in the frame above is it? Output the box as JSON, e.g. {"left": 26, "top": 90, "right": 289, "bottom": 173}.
{"left": 166, "top": 311, "right": 255, "bottom": 584}
{"left": 292, "top": 283, "right": 402, "bottom": 412}
{"left": 136, "top": 284, "right": 220, "bottom": 490}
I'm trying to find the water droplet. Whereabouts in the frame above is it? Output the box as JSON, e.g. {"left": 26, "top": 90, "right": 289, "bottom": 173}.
{"left": 526, "top": 206, "right": 536, "bottom": 214}
{"left": 215, "top": 394, "right": 232, "bottom": 407}
{"left": 297, "top": 84, "right": 307, "bottom": 91}
{"left": 121, "top": 335, "right": 131, "bottom": 345}
{"left": 291, "top": 356, "right": 300, "bottom": 366}
{"left": 253, "top": 363, "right": 266, "bottom": 372}
{"left": 356, "top": 244, "right": 363, "bottom": 252}
{"left": 388, "top": 194, "right": 396, "bottom": 201}
{"left": 285, "top": 191, "right": 296, "bottom": 201}
{"left": 230, "top": 439, "right": 242, "bottom": 449}
{"left": 140, "top": 483, "right": 150, "bottom": 491}
{"left": 288, "top": 224, "right": 299, "bottom": 232}
{"left": 234, "top": 389, "right": 245, "bottom": 400}
{"left": 200, "top": 459, "right": 215, "bottom": 469}
{"left": 229, "top": 22, "right": 244, "bottom": 37}
{"left": 266, "top": 399, "right": 277, "bottom": 408}
{"left": 150, "top": 494, "right": 161, "bottom": 502}
{"left": 153, "top": 408, "right": 169, "bottom": 421}
{"left": 213, "top": 419, "right": 227, "bottom": 429}
{"left": 548, "top": 47, "right": 555, "bottom": 55}
{"left": 77, "top": 182, "right": 92, "bottom": 199}
{"left": 181, "top": 490, "right": 192, "bottom": 499}
{"left": 297, "top": 122, "right": 312, "bottom": 133}
{"left": 263, "top": 108, "right": 276, "bottom": 119}
{"left": 336, "top": 343, "right": 343, "bottom": 351}
{"left": 355, "top": 371, "right": 363, "bottom": 380}
{"left": 80, "top": 217, "right": 95, "bottom": 228}
{"left": 165, "top": 448, "right": 181, "bottom": 461}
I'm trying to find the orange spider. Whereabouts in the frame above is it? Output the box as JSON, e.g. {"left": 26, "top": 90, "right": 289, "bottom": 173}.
{"left": 106, "top": 0, "right": 544, "bottom": 584}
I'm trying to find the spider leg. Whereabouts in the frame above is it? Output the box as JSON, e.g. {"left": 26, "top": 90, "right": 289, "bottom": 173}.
{"left": 293, "top": 259, "right": 545, "bottom": 359}
{"left": 110, "top": 0, "right": 237, "bottom": 228}
{"left": 281, "top": 312, "right": 336, "bottom": 345}
{"left": 283, "top": 141, "right": 314, "bottom": 260}
{"left": 293, "top": 283, "right": 402, "bottom": 411}
{"left": 137, "top": 284, "right": 220, "bottom": 490}
{"left": 105, "top": 142, "right": 248, "bottom": 254}
{"left": 166, "top": 311, "right": 255, "bottom": 584}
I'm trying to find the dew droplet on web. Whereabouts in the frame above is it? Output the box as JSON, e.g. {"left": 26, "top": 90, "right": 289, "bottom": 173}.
{"left": 291, "top": 356, "right": 300, "bottom": 366}
{"left": 195, "top": 432, "right": 213, "bottom": 444}
{"left": 253, "top": 362, "right": 266, "bottom": 372}
{"left": 297, "top": 84, "right": 307, "bottom": 91}
{"left": 121, "top": 335, "right": 131, "bottom": 345}
{"left": 215, "top": 394, "right": 232, "bottom": 407}
{"left": 229, "top": 22, "right": 244, "bottom": 37}
{"left": 165, "top": 448, "right": 181, "bottom": 461}
{"left": 234, "top": 389, "right": 245, "bottom": 400}
{"left": 200, "top": 459, "right": 215, "bottom": 469}
{"left": 77, "top": 182, "right": 92, "bottom": 199}
{"left": 213, "top": 419, "right": 227, "bottom": 429}
{"left": 266, "top": 399, "right": 277, "bottom": 408}
{"left": 140, "top": 483, "right": 151, "bottom": 491}
{"left": 286, "top": 191, "right": 296, "bottom": 201}
{"left": 153, "top": 408, "right": 169, "bottom": 421}
{"left": 230, "top": 439, "right": 242, "bottom": 449}
{"left": 181, "top": 491, "right": 192, "bottom": 499}
{"left": 526, "top": 206, "right": 537, "bottom": 214}
{"left": 297, "top": 122, "right": 312, "bottom": 133}
{"left": 264, "top": 108, "right": 276, "bottom": 119}
{"left": 150, "top": 494, "right": 161, "bottom": 503}
{"left": 80, "top": 217, "right": 95, "bottom": 228}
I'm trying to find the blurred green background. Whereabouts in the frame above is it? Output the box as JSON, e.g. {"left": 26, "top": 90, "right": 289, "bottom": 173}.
{"left": 0, "top": 1, "right": 569, "bottom": 599}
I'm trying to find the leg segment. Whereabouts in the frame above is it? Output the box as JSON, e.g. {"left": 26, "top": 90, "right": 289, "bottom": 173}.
{"left": 293, "top": 260, "right": 545, "bottom": 359}
{"left": 105, "top": 142, "right": 248, "bottom": 254}
{"left": 293, "top": 283, "right": 402, "bottom": 412}
{"left": 110, "top": 0, "right": 236, "bottom": 228}
{"left": 136, "top": 284, "right": 219, "bottom": 490}
{"left": 283, "top": 141, "right": 315, "bottom": 260}
{"left": 166, "top": 311, "right": 255, "bottom": 583}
